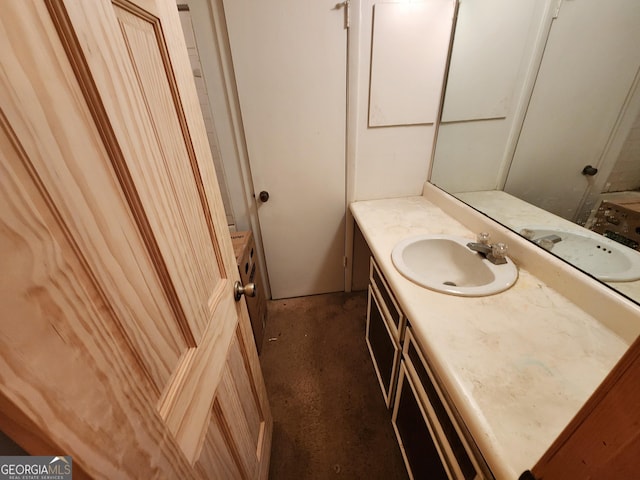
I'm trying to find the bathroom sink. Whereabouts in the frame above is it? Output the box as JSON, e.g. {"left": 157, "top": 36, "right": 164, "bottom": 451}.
{"left": 521, "top": 226, "right": 640, "bottom": 282}
{"left": 391, "top": 235, "right": 518, "bottom": 296}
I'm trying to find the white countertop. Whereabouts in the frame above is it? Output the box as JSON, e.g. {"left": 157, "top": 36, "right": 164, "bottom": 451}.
{"left": 351, "top": 195, "right": 629, "bottom": 480}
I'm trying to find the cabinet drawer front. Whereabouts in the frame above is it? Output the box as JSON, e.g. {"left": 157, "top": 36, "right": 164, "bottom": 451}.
{"left": 369, "top": 257, "right": 404, "bottom": 339}
{"left": 366, "top": 287, "right": 400, "bottom": 407}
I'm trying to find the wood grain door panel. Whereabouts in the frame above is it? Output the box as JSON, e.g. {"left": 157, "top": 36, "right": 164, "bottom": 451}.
{"left": 196, "top": 328, "right": 268, "bottom": 478}
{"left": 0, "top": 0, "right": 271, "bottom": 477}
{"left": 0, "top": 114, "right": 195, "bottom": 479}
{"left": 0, "top": 0, "right": 185, "bottom": 399}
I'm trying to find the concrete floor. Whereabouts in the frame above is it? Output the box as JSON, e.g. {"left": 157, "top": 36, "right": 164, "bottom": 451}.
{"left": 260, "top": 292, "right": 408, "bottom": 480}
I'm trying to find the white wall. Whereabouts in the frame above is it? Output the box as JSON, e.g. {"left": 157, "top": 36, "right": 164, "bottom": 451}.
{"left": 178, "top": 8, "right": 235, "bottom": 227}
{"left": 349, "top": 0, "right": 455, "bottom": 202}
{"left": 185, "top": 0, "right": 254, "bottom": 231}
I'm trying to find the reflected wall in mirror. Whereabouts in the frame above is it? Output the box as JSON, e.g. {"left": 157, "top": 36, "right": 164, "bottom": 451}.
{"left": 430, "top": 0, "right": 640, "bottom": 304}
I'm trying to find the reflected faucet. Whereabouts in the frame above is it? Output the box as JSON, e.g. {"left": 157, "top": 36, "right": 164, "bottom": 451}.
{"left": 466, "top": 232, "right": 508, "bottom": 265}
{"left": 519, "top": 229, "right": 563, "bottom": 251}
{"left": 533, "top": 234, "right": 562, "bottom": 251}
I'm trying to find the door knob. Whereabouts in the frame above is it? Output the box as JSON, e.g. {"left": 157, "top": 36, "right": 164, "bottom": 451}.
{"left": 582, "top": 165, "right": 598, "bottom": 176}
{"left": 234, "top": 281, "right": 256, "bottom": 301}
{"left": 258, "top": 191, "right": 270, "bottom": 202}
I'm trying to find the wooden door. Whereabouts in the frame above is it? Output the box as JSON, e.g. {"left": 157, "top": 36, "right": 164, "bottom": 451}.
{"left": 222, "top": 0, "right": 347, "bottom": 299}
{"left": 0, "top": 1, "right": 271, "bottom": 478}
{"left": 529, "top": 335, "right": 640, "bottom": 479}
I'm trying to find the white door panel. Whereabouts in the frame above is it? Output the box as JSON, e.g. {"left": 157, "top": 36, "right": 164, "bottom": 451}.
{"left": 223, "top": 0, "right": 347, "bottom": 299}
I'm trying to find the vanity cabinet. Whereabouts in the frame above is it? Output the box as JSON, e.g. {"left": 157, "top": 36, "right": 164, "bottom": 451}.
{"left": 366, "top": 258, "right": 405, "bottom": 407}
{"left": 366, "top": 257, "right": 492, "bottom": 479}
{"left": 393, "top": 326, "right": 491, "bottom": 479}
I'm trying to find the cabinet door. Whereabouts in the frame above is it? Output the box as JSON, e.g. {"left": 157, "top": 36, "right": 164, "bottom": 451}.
{"left": 366, "top": 287, "right": 400, "bottom": 406}
{"left": 370, "top": 258, "right": 404, "bottom": 337}
{"left": 403, "top": 328, "right": 488, "bottom": 480}
{"left": 393, "top": 363, "right": 449, "bottom": 480}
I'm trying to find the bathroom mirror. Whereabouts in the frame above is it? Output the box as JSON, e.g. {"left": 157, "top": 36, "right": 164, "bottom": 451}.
{"left": 429, "top": 0, "right": 640, "bottom": 304}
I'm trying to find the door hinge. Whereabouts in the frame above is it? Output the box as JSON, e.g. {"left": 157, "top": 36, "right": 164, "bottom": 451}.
{"left": 343, "top": 256, "right": 348, "bottom": 268}
{"left": 336, "top": 0, "right": 351, "bottom": 29}
{"left": 553, "top": 0, "right": 563, "bottom": 19}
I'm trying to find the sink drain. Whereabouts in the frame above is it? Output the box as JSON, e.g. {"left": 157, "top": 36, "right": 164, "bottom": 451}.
{"left": 443, "top": 281, "right": 457, "bottom": 286}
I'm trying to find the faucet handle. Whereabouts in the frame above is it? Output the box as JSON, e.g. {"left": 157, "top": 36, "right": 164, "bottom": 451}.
{"left": 491, "top": 242, "right": 508, "bottom": 259}
{"left": 477, "top": 232, "right": 491, "bottom": 245}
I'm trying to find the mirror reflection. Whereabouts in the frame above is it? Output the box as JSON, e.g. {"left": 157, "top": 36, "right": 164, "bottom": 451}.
{"left": 430, "top": 0, "right": 640, "bottom": 303}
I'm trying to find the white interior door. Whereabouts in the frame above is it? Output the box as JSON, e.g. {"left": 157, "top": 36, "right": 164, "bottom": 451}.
{"left": 222, "top": 0, "right": 347, "bottom": 299}
{"left": 504, "top": 0, "right": 640, "bottom": 221}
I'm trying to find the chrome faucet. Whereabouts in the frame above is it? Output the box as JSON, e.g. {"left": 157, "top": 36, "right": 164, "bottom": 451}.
{"left": 466, "top": 232, "right": 508, "bottom": 265}
{"left": 519, "top": 229, "right": 562, "bottom": 251}
{"left": 533, "top": 234, "right": 562, "bottom": 251}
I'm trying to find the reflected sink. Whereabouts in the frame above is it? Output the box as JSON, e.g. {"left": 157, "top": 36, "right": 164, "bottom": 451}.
{"left": 391, "top": 235, "right": 518, "bottom": 296}
{"left": 522, "top": 226, "right": 640, "bottom": 282}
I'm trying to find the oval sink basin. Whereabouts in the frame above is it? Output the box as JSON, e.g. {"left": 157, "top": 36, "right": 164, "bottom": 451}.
{"left": 391, "top": 235, "right": 518, "bottom": 296}
{"left": 522, "top": 226, "right": 640, "bottom": 282}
